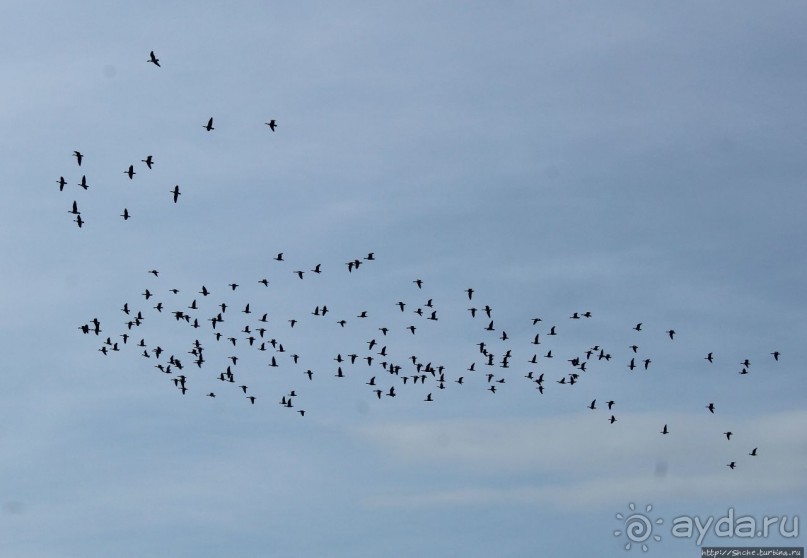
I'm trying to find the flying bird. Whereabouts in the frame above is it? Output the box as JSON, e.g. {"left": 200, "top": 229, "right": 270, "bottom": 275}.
{"left": 148, "top": 51, "right": 160, "bottom": 67}
{"left": 203, "top": 117, "right": 214, "bottom": 131}
{"left": 266, "top": 119, "right": 277, "bottom": 131}
{"left": 73, "top": 151, "right": 83, "bottom": 166}
{"left": 124, "top": 165, "right": 135, "bottom": 179}
{"left": 120, "top": 208, "right": 130, "bottom": 220}
{"left": 171, "top": 185, "right": 181, "bottom": 203}
{"left": 142, "top": 155, "right": 154, "bottom": 169}
{"left": 57, "top": 176, "right": 66, "bottom": 191}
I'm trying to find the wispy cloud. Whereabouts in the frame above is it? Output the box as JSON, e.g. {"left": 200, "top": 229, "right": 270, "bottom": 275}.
{"left": 357, "top": 410, "right": 807, "bottom": 509}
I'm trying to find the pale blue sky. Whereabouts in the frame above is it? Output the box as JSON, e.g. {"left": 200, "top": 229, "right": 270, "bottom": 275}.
{"left": 1, "top": 2, "right": 805, "bottom": 556}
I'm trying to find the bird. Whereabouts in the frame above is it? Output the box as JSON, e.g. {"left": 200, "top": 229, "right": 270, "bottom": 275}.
{"left": 148, "top": 51, "right": 160, "bottom": 67}
{"left": 634, "top": 323, "right": 642, "bottom": 331}
{"left": 749, "top": 447, "right": 758, "bottom": 456}
{"left": 266, "top": 120, "right": 277, "bottom": 131}
{"left": 666, "top": 329, "right": 676, "bottom": 340}
{"left": 73, "top": 151, "right": 83, "bottom": 166}
{"left": 124, "top": 165, "right": 135, "bottom": 179}
{"left": 171, "top": 185, "right": 181, "bottom": 203}
{"left": 203, "top": 117, "right": 214, "bottom": 131}
{"left": 68, "top": 201, "right": 80, "bottom": 215}
{"left": 57, "top": 176, "right": 66, "bottom": 191}
{"left": 661, "top": 424, "right": 669, "bottom": 435}
{"left": 706, "top": 403, "right": 715, "bottom": 413}
{"left": 274, "top": 253, "right": 284, "bottom": 261}
{"left": 727, "top": 462, "right": 736, "bottom": 470}
{"left": 705, "top": 352, "right": 714, "bottom": 363}
{"left": 142, "top": 155, "right": 154, "bottom": 169}
{"left": 120, "top": 208, "right": 130, "bottom": 220}
{"left": 78, "top": 175, "right": 89, "bottom": 190}
{"left": 724, "top": 432, "right": 733, "bottom": 440}
{"left": 74, "top": 214, "right": 84, "bottom": 228}
{"left": 771, "top": 351, "right": 780, "bottom": 361}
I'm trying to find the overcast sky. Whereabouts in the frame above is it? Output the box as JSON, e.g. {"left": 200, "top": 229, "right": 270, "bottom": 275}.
{"left": 1, "top": 2, "right": 805, "bottom": 557}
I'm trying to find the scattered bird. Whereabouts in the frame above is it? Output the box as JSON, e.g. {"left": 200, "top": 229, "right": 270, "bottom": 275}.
{"left": 203, "top": 117, "right": 214, "bottom": 131}
{"left": 120, "top": 208, "right": 130, "bottom": 220}
{"left": 171, "top": 185, "right": 181, "bottom": 203}
{"left": 73, "top": 150, "right": 83, "bottom": 166}
{"left": 148, "top": 50, "right": 160, "bottom": 67}
{"left": 124, "top": 165, "right": 136, "bottom": 179}
{"left": 266, "top": 119, "right": 277, "bottom": 131}
{"left": 142, "top": 155, "right": 154, "bottom": 169}
{"left": 57, "top": 176, "right": 66, "bottom": 191}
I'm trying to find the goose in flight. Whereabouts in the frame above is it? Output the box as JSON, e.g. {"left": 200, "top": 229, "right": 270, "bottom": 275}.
{"left": 124, "top": 165, "right": 135, "bottom": 179}
{"left": 203, "top": 117, "right": 214, "bottom": 131}
{"left": 68, "top": 200, "right": 80, "bottom": 215}
{"left": 266, "top": 119, "right": 277, "bottom": 131}
{"left": 57, "top": 176, "right": 66, "bottom": 191}
{"left": 171, "top": 185, "right": 181, "bottom": 203}
{"left": 148, "top": 51, "right": 160, "bottom": 67}
{"left": 120, "top": 208, "right": 130, "bottom": 220}
{"left": 73, "top": 150, "right": 83, "bottom": 166}
{"left": 142, "top": 155, "right": 154, "bottom": 169}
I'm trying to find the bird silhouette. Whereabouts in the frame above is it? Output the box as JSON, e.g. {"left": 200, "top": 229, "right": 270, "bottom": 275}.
{"left": 124, "top": 165, "right": 135, "bottom": 179}
{"left": 73, "top": 151, "right": 83, "bottom": 166}
{"left": 203, "top": 117, "right": 214, "bottom": 131}
{"left": 266, "top": 120, "right": 277, "bottom": 131}
{"left": 142, "top": 155, "right": 154, "bottom": 169}
{"left": 171, "top": 185, "right": 181, "bottom": 203}
{"left": 148, "top": 51, "right": 160, "bottom": 67}
{"left": 120, "top": 208, "right": 130, "bottom": 220}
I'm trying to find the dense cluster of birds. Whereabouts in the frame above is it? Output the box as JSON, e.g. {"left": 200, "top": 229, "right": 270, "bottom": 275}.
{"left": 78, "top": 250, "right": 781, "bottom": 472}
{"left": 55, "top": 51, "right": 276, "bottom": 228}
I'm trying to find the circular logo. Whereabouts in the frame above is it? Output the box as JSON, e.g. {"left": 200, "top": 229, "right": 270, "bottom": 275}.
{"left": 614, "top": 503, "right": 663, "bottom": 551}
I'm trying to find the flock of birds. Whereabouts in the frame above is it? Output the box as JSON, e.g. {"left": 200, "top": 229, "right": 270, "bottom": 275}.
{"left": 55, "top": 51, "right": 277, "bottom": 228}
{"left": 78, "top": 249, "right": 781, "bottom": 472}
{"left": 67, "top": 51, "right": 781, "bottom": 474}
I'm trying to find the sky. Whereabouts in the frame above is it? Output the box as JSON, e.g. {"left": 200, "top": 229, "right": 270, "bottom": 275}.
{"left": 1, "top": 1, "right": 806, "bottom": 556}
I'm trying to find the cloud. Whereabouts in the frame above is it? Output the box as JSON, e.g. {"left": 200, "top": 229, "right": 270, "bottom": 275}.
{"left": 356, "top": 409, "right": 807, "bottom": 509}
